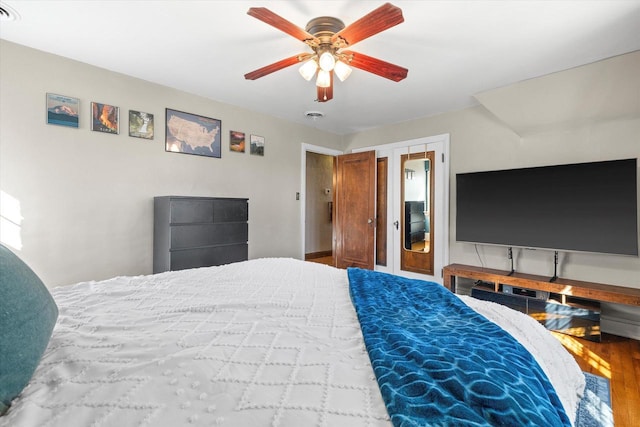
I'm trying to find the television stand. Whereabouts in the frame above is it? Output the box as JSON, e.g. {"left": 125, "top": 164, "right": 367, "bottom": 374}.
{"left": 444, "top": 263, "right": 640, "bottom": 341}
{"left": 443, "top": 263, "right": 640, "bottom": 307}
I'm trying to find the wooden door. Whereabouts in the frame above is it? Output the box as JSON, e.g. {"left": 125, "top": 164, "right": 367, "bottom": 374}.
{"left": 333, "top": 151, "right": 376, "bottom": 269}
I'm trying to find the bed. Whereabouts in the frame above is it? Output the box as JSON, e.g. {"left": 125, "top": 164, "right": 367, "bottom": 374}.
{"left": 1, "top": 250, "right": 586, "bottom": 426}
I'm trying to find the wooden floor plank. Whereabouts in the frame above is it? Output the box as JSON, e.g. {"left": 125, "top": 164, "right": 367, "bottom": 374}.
{"left": 552, "top": 332, "right": 640, "bottom": 427}
{"left": 625, "top": 339, "right": 640, "bottom": 423}
{"left": 610, "top": 338, "right": 630, "bottom": 427}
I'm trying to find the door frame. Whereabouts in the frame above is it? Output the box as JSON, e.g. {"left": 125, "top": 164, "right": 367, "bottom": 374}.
{"left": 300, "top": 143, "right": 343, "bottom": 260}
{"left": 353, "top": 133, "right": 450, "bottom": 282}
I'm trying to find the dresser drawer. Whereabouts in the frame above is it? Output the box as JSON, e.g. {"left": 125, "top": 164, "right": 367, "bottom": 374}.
{"left": 213, "top": 199, "right": 248, "bottom": 222}
{"left": 170, "top": 244, "right": 248, "bottom": 271}
{"left": 170, "top": 223, "right": 248, "bottom": 249}
{"left": 170, "top": 199, "right": 213, "bottom": 224}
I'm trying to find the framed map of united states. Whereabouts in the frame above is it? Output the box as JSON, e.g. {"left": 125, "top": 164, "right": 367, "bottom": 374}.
{"left": 165, "top": 108, "right": 221, "bottom": 158}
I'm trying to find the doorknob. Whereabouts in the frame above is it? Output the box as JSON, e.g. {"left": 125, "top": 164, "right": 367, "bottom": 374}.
{"left": 393, "top": 220, "right": 399, "bottom": 230}
{"left": 367, "top": 218, "right": 373, "bottom": 224}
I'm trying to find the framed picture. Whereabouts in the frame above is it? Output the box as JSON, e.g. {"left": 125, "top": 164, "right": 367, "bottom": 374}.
{"left": 129, "top": 110, "right": 154, "bottom": 139}
{"left": 250, "top": 134, "right": 265, "bottom": 156}
{"left": 229, "top": 130, "right": 245, "bottom": 153}
{"left": 46, "top": 93, "right": 79, "bottom": 128}
{"left": 165, "top": 108, "right": 221, "bottom": 158}
{"left": 91, "top": 102, "right": 119, "bottom": 134}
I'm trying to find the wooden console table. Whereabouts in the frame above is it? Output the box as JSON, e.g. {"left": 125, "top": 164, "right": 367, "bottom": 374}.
{"left": 443, "top": 263, "right": 640, "bottom": 307}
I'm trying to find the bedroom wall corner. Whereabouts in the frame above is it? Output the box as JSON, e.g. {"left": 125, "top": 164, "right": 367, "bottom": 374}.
{"left": 342, "top": 74, "right": 639, "bottom": 293}
{"left": 0, "top": 40, "right": 343, "bottom": 287}
{"left": 342, "top": 57, "right": 640, "bottom": 336}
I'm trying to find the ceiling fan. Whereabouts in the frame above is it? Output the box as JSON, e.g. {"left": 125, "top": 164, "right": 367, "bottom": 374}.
{"left": 244, "top": 2, "right": 408, "bottom": 102}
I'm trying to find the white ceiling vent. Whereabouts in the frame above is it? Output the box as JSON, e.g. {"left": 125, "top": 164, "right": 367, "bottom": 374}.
{"left": 305, "top": 111, "right": 324, "bottom": 120}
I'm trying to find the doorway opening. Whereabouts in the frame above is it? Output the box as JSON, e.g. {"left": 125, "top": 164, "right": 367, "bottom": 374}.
{"left": 352, "top": 134, "right": 450, "bottom": 282}
{"left": 305, "top": 151, "right": 334, "bottom": 263}
{"left": 301, "top": 144, "right": 342, "bottom": 266}
{"left": 300, "top": 134, "right": 449, "bottom": 280}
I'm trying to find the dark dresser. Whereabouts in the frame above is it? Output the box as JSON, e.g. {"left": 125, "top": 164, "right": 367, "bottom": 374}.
{"left": 153, "top": 196, "right": 248, "bottom": 273}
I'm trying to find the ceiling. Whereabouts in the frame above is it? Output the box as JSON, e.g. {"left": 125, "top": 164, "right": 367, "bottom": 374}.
{"left": 1, "top": 1, "right": 639, "bottom": 135}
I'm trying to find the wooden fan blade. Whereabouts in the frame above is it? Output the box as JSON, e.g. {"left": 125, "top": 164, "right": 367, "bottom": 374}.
{"left": 342, "top": 50, "right": 408, "bottom": 82}
{"left": 245, "top": 53, "right": 313, "bottom": 80}
{"left": 331, "top": 3, "right": 403, "bottom": 47}
{"left": 248, "top": 7, "right": 319, "bottom": 44}
{"left": 317, "top": 73, "right": 334, "bottom": 102}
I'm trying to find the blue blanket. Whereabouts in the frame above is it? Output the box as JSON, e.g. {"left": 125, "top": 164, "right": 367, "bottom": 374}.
{"left": 347, "top": 268, "right": 571, "bottom": 427}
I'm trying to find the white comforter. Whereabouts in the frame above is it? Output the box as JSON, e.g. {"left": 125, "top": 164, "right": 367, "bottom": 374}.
{"left": 1, "top": 258, "right": 584, "bottom": 426}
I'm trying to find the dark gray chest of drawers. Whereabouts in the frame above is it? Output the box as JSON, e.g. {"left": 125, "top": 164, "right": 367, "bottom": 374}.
{"left": 153, "top": 196, "right": 248, "bottom": 273}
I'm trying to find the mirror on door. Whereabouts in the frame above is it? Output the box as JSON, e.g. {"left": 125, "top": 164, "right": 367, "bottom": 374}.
{"left": 403, "top": 158, "right": 431, "bottom": 253}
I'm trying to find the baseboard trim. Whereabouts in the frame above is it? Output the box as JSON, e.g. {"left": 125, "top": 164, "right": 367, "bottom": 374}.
{"left": 601, "top": 314, "right": 640, "bottom": 340}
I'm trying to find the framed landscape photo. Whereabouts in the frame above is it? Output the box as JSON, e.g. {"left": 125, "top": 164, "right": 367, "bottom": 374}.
{"left": 250, "top": 134, "right": 264, "bottom": 156}
{"left": 129, "top": 110, "right": 154, "bottom": 139}
{"left": 46, "top": 93, "right": 79, "bottom": 128}
{"left": 229, "top": 130, "right": 245, "bottom": 153}
{"left": 165, "top": 108, "right": 221, "bottom": 158}
{"left": 91, "top": 102, "right": 119, "bottom": 134}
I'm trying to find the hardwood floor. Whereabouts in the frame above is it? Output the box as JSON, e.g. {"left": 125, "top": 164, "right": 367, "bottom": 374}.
{"left": 551, "top": 331, "right": 640, "bottom": 427}
{"left": 306, "top": 255, "right": 334, "bottom": 266}
{"left": 305, "top": 257, "right": 640, "bottom": 425}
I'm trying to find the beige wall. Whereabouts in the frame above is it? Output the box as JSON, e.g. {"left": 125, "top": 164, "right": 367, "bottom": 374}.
{"left": 344, "top": 68, "right": 640, "bottom": 336}
{"left": 344, "top": 79, "right": 640, "bottom": 290}
{"left": 0, "top": 40, "right": 343, "bottom": 286}
{"left": 2, "top": 39, "right": 638, "bottom": 297}
{"left": 346, "top": 106, "right": 640, "bottom": 294}
{"left": 345, "top": 86, "right": 640, "bottom": 339}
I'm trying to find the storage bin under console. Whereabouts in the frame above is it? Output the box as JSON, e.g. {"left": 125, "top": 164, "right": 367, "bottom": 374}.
{"left": 471, "top": 283, "right": 601, "bottom": 342}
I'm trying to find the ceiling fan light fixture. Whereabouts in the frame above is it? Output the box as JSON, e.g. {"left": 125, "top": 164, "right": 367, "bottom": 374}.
{"left": 245, "top": 4, "right": 407, "bottom": 102}
{"left": 299, "top": 59, "right": 318, "bottom": 81}
{"left": 334, "top": 60, "right": 352, "bottom": 82}
{"left": 316, "top": 69, "right": 331, "bottom": 88}
{"left": 318, "top": 51, "right": 335, "bottom": 72}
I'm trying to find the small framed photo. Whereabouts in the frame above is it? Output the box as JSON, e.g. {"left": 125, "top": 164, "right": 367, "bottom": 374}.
{"left": 91, "top": 102, "right": 119, "bottom": 134}
{"left": 250, "top": 134, "right": 264, "bottom": 156}
{"left": 165, "top": 108, "right": 221, "bottom": 158}
{"left": 230, "top": 130, "right": 245, "bottom": 153}
{"left": 46, "top": 93, "right": 79, "bottom": 128}
{"left": 129, "top": 110, "right": 154, "bottom": 139}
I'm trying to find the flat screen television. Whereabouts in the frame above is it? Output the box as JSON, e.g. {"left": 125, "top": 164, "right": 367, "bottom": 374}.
{"left": 456, "top": 158, "right": 638, "bottom": 256}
